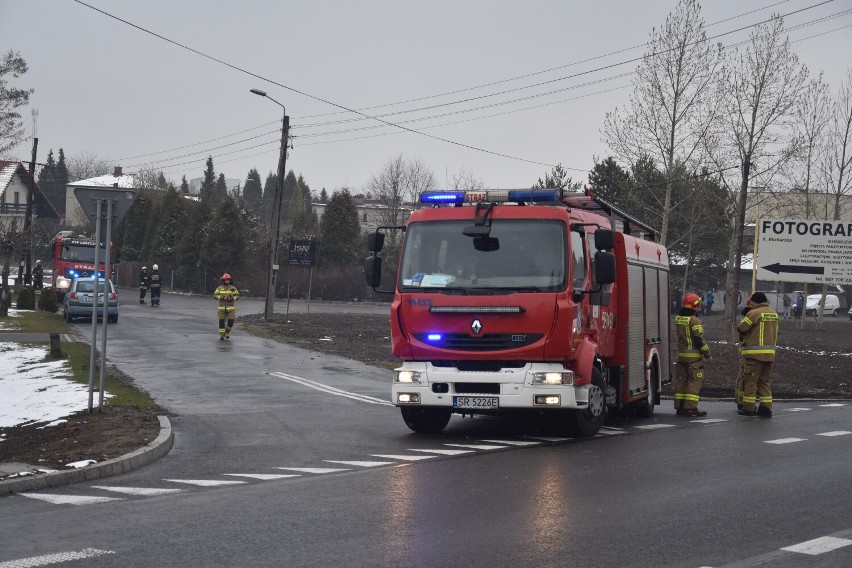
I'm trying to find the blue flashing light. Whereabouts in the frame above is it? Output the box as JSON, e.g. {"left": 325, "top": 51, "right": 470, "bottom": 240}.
{"left": 420, "top": 191, "right": 465, "bottom": 204}
{"left": 426, "top": 333, "right": 443, "bottom": 342}
{"left": 507, "top": 189, "right": 559, "bottom": 202}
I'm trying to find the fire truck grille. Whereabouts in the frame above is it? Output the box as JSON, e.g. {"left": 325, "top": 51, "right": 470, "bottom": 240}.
{"left": 432, "top": 360, "right": 526, "bottom": 371}
{"left": 414, "top": 333, "right": 542, "bottom": 351}
{"left": 455, "top": 383, "right": 500, "bottom": 394}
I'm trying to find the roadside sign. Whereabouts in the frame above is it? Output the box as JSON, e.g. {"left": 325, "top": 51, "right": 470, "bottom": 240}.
{"left": 74, "top": 187, "right": 137, "bottom": 242}
{"left": 288, "top": 239, "right": 317, "bottom": 267}
{"left": 756, "top": 218, "right": 852, "bottom": 285}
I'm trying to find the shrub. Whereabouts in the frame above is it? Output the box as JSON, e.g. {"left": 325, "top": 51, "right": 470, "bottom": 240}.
{"left": 38, "top": 287, "right": 60, "bottom": 313}
{"left": 16, "top": 286, "right": 36, "bottom": 310}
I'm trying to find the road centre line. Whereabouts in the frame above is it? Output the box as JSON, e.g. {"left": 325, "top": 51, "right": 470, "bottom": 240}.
{"left": 0, "top": 548, "right": 115, "bottom": 568}
{"left": 269, "top": 372, "right": 393, "bottom": 406}
{"left": 764, "top": 438, "right": 807, "bottom": 444}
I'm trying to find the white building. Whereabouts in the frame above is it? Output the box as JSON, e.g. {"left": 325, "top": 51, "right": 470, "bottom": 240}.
{"left": 0, "top": 160, "right": 58, "bottom": 226}
{"left": 65, "top": 167, "right": 137, "bottom": 227}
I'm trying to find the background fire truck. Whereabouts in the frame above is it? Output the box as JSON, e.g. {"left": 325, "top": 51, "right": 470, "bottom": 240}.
{"left": 50, "top": 231, "right": 111, "bottom": 295}
{"left": 365, "top": 188, "right": 671, "bottom": 437}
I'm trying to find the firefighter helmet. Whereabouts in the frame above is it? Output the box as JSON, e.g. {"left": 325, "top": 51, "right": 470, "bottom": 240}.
{"left": 682, "top": 292, "right": 702, "bottom": 310}
{"left": 153, "top": 264, "right": 158, "bottom": 270}
{"left": 142, "top": 266, "right": 148, "bottom": 271}
{"left": 222, "top": 273, "right": 231, "bottom": 281}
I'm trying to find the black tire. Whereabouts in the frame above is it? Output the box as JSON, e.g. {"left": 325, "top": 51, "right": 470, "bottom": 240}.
{"left": 566, "top": 367, "right": 607, "bottom": 437}
{"left": 108, "top": 314, "right": 118, "bottom": 323}
{"left": 400, "top": 407, "right": 452, "bottom": 434}
{"left": 634, "top": 359, "right": 658, "bottom": 418}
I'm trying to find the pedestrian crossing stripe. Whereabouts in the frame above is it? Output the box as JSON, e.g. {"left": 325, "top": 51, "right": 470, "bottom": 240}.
{"left": 634, "top": 424, "right": 675, "bottom": 430}
{"left": 816, "top": 431, "right": 851, "bottom": 437}
{"left": 443, "top": 444, "right": 507, "bottom": 450}
{"left": 91, "top": 486, "right": 183, "bottom": 496}
{"left": 369, "top": 454, "right": 437, "bottom": 461}
{"left": 222, "top": 473, "right": 300, "bottom": 480}
{"left": 407, "top": 448, "right": 474, "bottom": 455}
{"left": 479, "top": 439, "right": 542, "bottom": 446}
{"left": 18, "top": 493, "right": 123, "bottom": 505}
{"left": 164, "top": 479, "right": 247, "bottom": 487}
{"left": 324, "top": 460, "right": 395, "bottom": 467}
{"left": 764, "top": 438, "right": 807, "bottom": 444}
{"left": 274, "top": 467, "right": 350, "bottom": 474}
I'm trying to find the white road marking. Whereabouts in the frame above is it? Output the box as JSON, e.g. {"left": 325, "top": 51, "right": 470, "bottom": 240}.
{"left": 596, "top": 429, "right": 626, "bottom": 436}
{"left": 269, "top": 372, "right": 393, "bottom": 406}
{"left": 408, "top": 448, "right": 474, "bottom": 455}
{"left": 222, "top": 473, "right": 300, "bottom": 480}
{"left": 370, "top": 454, "right": 437, "bottom": 461}
{"left": 764, "top": 438, "right": 807, "bottom": 444}
{"left": 479, "top": 439, "right": 542, "bottom": 446}
{"left": 91, "top": 486, "right": 183, "bottom": 496}
{"left": 816, "top": 431, "right": 852, "bottom": 437}
{"left": 444, "top": 443, "right": 507, "bottom": 450}
{"left": 820, "top": 403, "right": 847, "bottom": 407}
{"left": 0, "top": 548, "right": 114, "bottom": 568}
{"left": 522, "top": 436, "right": 571, "bottom": 442}
{"left": 786, "top": 408, "right": 811, "bottom": 412}
{"left": 691, "top": 419, "right": 729, "bottom": 424}
{"left": 274, "top": 467, "right": 348, "bottom": 474}
{"left": 324, "top": 460, "right": 396, "bottom": 467}
{"left": 18, "top": 493, "right": 122, "bottom": 506}
{"left": 163, "top": 479, "right": 247, "bottom": 487}
{"left": 781, "top": 536, "right": 852, "bottom": 555}
{"left": 634, "top": 424, "right": 675, "bottom": 430}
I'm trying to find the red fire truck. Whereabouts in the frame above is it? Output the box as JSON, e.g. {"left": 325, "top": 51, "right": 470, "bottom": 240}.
{"left": 365, "top": 188, "right": 671, "bottom": 437}
{"left": 50, "top": 231, "right": 110, "bottom": 293}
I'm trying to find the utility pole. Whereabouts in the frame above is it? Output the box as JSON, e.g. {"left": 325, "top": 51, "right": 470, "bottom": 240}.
{"left": 250, "top": 89, "right": 290, "bottom": 321}
{"left": 17, "top": 136, "right": 38, "bottom": 290}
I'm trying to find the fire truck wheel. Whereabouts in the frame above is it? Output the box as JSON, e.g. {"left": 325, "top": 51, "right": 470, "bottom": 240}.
{"left": 567, "top": 367, "right": 606, "bottom": 437}
{"left": 634, "top": 359, "right": 659, "bottom": 418}
{"left": 400, "top": 407, "right": 452, "bottom": 434}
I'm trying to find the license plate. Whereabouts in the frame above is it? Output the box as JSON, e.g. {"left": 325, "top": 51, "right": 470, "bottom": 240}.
{"left": 453, "top": 396, "right": 499, "bottom": 409}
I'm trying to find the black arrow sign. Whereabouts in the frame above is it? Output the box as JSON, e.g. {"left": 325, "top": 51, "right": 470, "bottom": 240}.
{"left": 762, "top": 263, "right": 824, "bottom": 275}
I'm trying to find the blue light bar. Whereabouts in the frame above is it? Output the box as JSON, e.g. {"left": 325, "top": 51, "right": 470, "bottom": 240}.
{"left": 507, "top": 189, "right": 560, "bottom": 202}
{"left": 419, "top": 189, "right": 560, "bottom": 205}
{"left": 420, "top": 191, "right": 465, "bottom": 204}
{"left": 426, "top": 333, "right": 443, "bottom": 342}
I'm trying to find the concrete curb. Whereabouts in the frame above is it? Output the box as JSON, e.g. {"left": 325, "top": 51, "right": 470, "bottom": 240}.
{"left": 0, "top": 415, "right": 173, "bottom": 496}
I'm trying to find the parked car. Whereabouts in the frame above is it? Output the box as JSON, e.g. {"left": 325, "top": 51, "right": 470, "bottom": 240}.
{"left": 805, "top": 293, "right": 841, "bottom": 317}
{"left": 63, "top": 277, "right": 119, "bottom": 323}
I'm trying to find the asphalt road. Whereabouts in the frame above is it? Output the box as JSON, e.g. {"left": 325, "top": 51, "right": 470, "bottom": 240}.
{"left": 1, "top": 292, "right": 851, "bottom": 567}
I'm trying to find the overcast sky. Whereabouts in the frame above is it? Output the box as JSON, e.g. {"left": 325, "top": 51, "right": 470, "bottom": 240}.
{"left": 2, "top": 0, "right": 851, "bottom": 194}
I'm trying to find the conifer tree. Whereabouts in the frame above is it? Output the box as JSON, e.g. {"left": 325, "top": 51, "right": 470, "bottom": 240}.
{"left": 180, "top": 175, "right": 189, "bottom": 194}
{"left": 200, "top": 156, "right": 216, "bottom": 199}
{"left": 318, "top": 189, "right": 361, "bottom": 268}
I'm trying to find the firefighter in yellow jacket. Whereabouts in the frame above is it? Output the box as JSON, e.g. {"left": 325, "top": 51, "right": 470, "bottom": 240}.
{"left": 674, "top": 292, "right": 711, "bottom": 417}
{"left": 737, "top": 292, "right": 779, "bottom": 417}
{"left": 213, "top": 273, "right": 240, "bottom": 340}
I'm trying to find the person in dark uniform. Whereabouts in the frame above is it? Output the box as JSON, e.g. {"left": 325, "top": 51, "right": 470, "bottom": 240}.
{"left": 139, "top": 266, "right": 150, "bottom": 304}
{"left": 32, "top": 260, "right": 44, "bottom": 291}
{"left": 149, "top": 264, "right": 161, "bottom": 306}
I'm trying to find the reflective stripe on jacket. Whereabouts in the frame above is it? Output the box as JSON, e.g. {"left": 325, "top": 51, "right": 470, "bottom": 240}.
{"left": 737, "top": 303, "right": 779, "bottom": 362}
{"left": 213, "top": 284, "right": 240, "bottom": 311}
{"left": 675, "top": 313, "right": 710, "bottom": 362}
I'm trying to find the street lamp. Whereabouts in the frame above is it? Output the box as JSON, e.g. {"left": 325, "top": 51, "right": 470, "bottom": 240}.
{"left": 250, "top": 88, "right": 290, "bottom": 321}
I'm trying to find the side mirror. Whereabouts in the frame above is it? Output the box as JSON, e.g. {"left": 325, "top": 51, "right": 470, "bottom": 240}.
{"left": 594, "top": 229, "right": 616, "bottom": 251}
{"left": 364, "top": 255, "right": 382, "bottom": 288}
{"left": 367, "top": 232, "right": 385, "bottom": 253}
{"left": 595, "top": 251, "right": 616, "bottom": 284}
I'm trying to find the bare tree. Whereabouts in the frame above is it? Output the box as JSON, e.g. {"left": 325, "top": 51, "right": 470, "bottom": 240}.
{"left": 602, "top": 0, "right": 722, "bottom": 245}
{"left": 450, "top": 168, "right": 483, "bottom": 192}
{"left": 825, "top": 66, "right": 852, "bottom": 221}
{"left": 709, "top": 15, "right": 808, "bottom": 329}
{"left": 66, "top": 151, "right": 112, "bottom": 182}
{"left": 366, "top": 154, "right": 436, "bottom": 228}
{"left": 0, "top": 50, "right": 33, "bottom": 158}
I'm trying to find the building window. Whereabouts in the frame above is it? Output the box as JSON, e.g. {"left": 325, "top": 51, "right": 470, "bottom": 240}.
{"left": 14, "top": 191, "right": 20, "bottom": 205}
{"left": 362, "top": 212, "right": 368, "bottom": 223}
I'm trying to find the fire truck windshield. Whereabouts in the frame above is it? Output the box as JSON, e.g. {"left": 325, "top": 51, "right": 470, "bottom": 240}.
{"left": 399, "top": 220, "right": 566, "bottom": 292}
{"left": 60, "top": 243, "right": 106, "bottom": 262}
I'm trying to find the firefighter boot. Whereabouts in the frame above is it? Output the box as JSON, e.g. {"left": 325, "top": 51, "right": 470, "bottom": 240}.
{"left": 680, "top": 409, "right": 707, "bottom": 417}
{"left": 756, "top": 406, "right": 773, "bottom": 418}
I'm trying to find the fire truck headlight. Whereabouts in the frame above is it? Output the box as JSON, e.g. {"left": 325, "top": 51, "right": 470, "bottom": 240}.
{"left": 531, "top": 371, "right": 575, "bottom": 385}
{"left": 56, "top": 278, "right": 71, "bottom": 290}
{"left": 534, "top": 395, "right": 561, "bottom": 406}
{"left": 397, "top": 393, "right": 420, "bottom": 404}
{"left": 395, "top": 370, "right": 422, "bottom": 384}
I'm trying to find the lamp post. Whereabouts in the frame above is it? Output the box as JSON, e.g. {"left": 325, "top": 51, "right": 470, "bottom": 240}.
{"left": 250, "top": 88, "right": 290, "bottom": 321}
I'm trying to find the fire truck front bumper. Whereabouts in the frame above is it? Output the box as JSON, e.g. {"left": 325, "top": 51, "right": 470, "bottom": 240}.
{"left": 391, "top": 362, "right": 592, "bottom": 411}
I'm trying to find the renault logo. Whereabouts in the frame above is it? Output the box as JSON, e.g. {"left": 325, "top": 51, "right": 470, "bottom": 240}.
{"left": 471, "top": 319, "right": 482, "bottom": 334}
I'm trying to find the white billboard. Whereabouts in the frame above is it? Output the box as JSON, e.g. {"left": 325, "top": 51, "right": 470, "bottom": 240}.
{"left": 756, "top": 218, "right": 852, "bottom": 285}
